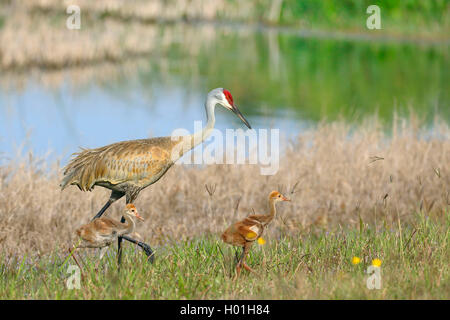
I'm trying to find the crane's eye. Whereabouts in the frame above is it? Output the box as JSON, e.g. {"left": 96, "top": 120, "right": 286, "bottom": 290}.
{"left": 278, "top": 195, "right": 281, "bottom": 198}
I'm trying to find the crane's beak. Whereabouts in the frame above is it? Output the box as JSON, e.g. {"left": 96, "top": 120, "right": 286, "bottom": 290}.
{"left": 282, "top": 196, "right": 291, "bottom": 201}
{"left": 232, "top": 105, "right": 252, "bottom": 129}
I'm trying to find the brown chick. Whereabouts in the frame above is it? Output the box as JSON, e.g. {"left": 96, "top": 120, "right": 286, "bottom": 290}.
{"left": 222, "top": 191, "right": 290, "bottom": 277}
{"left": 68, "top": 203, "right": 144, "bottom": 271}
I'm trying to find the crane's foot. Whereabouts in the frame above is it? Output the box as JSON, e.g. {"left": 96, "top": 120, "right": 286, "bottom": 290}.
{"left": 242, "top": 262, "right": 256, "bottom": 273}
{"left": 138, "top": 241, "right": 155, "bottom": 263}
{"left": 233, "top": 261, "right": 255, "bottom": 279}
{"left": 120, "top": 235, "right": 155, "bottom": 264}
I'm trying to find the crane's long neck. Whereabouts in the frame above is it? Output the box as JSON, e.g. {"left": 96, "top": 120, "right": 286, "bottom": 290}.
{"left": 120, "top": 213, "right": 136, "bottom": 235}
{"left": 176, "top": 97, "right": 216, "bottom": 157}
{"left": 191, "top": 98, "right": 216, "bottom": 147}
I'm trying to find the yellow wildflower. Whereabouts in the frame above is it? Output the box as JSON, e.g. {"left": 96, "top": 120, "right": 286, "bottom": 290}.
{"left": 351, "top": 256, "right": 361, "bottom": 265}
{"left": 257, "top": 237, "right": 266, "bottom": 245}
{"left": 372, "top": 258, "right": 382, "bottom": 267}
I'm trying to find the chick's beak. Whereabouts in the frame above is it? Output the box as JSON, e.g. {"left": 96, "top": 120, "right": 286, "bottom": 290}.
{"left": 232, "top": 105, "right": 252, "bottom": 129}
{"left": 134, "top": 212, "right": 144, "bottom": 221}
{"left": 282, "top": 196, "right": 291, "bottom": 201}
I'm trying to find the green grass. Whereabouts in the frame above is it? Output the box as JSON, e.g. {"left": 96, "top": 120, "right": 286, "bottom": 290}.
{"left": 1, "top": 213, "right": 448, "bottom": 299}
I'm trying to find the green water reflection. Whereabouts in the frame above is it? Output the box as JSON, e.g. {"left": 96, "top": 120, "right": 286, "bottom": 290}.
{"left": 143, "top": 26, "right": 449, "bottom": 124}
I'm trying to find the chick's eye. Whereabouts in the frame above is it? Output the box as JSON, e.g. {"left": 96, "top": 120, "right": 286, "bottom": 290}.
{"left": 278, "top": 195, "right": 281, "bottom": 198}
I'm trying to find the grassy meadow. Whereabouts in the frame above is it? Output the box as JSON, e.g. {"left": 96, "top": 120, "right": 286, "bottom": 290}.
{"left": 0, "top": 118, "right": 448, "bottom": 299}
{"left": 1, "top": 214, "right": 448, "bottom": 299}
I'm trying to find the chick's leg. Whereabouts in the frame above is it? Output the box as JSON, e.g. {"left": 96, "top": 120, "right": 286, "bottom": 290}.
{"left": 242, "top": 242, "right": 256, "bottom": 273}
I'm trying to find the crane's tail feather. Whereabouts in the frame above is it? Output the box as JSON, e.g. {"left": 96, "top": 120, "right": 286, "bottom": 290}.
{"left": 60, "top": 148, "right": 98, "bottom": 191}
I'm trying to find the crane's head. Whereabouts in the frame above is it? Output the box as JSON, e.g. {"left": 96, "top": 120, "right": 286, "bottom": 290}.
{"left": 208, "top": 88, "right": 252, "bottom": 129}
{"left": 125, "top": 204, "right": 144, "bottom": 221}
{"left": 269, "top": 191, "right": 290, "bottom": 202}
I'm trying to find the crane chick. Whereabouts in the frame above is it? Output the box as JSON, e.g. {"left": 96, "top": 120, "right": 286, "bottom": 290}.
{"left": 222, "top": 191, "right": 290, "bottom": 277}
{"left": 68, "top": 204, "right": 144, "bottom": 271}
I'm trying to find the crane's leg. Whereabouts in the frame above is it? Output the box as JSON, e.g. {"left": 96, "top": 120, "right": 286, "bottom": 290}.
{"left": 235, "top": 242, "right": 254, "bottom": 278}
{"left": 234, "top": 246, "right": 246, "bottom": 279}
{"left": 242, "top": 261, "right": 256, "bottom": 273}
{"left": 67, "top": 246, "right": 86, "bottom": 280}
{"left": 68, "top": 247, "right": 83, "bottom": 271}
{"left": 122, "top": 235, "right": 154, "bottom": 261}
{"left": 92, "top": 190, "right": 124, "bottom": 221}
{"left": 117, "top": 226, "right": 155, "bottom": 266}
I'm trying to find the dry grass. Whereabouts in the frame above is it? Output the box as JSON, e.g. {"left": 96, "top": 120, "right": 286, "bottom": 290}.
{"left": 0, "top": 10, "right": 160, "bottom": 70}
{"left": 0, "top": 0, "right": 252, "bottom": 70}
{"left": 19, "top": 0, "right": 252, "bottom": 22}
{"left": 1, "top": 116, "right": 448, "bottom": 257}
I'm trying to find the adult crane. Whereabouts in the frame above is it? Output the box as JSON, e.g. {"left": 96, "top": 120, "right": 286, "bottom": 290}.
{"left": 61, "top": 88, "right": 252, "bottom": 263}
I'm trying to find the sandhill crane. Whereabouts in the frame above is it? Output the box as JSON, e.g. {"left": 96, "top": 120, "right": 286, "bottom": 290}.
{"left": 61, "top": 88, "right": 251, "bottom": 263}
{"left": 222, "top": 191, "right": 290, "bottom": 277}
{"left": 68, "top": 204, "right": 144, "bottom": 271}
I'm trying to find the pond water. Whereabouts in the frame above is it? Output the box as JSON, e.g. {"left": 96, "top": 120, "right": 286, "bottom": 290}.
{"left": 0, "top": 24, "right": 448, "bottom": 162}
